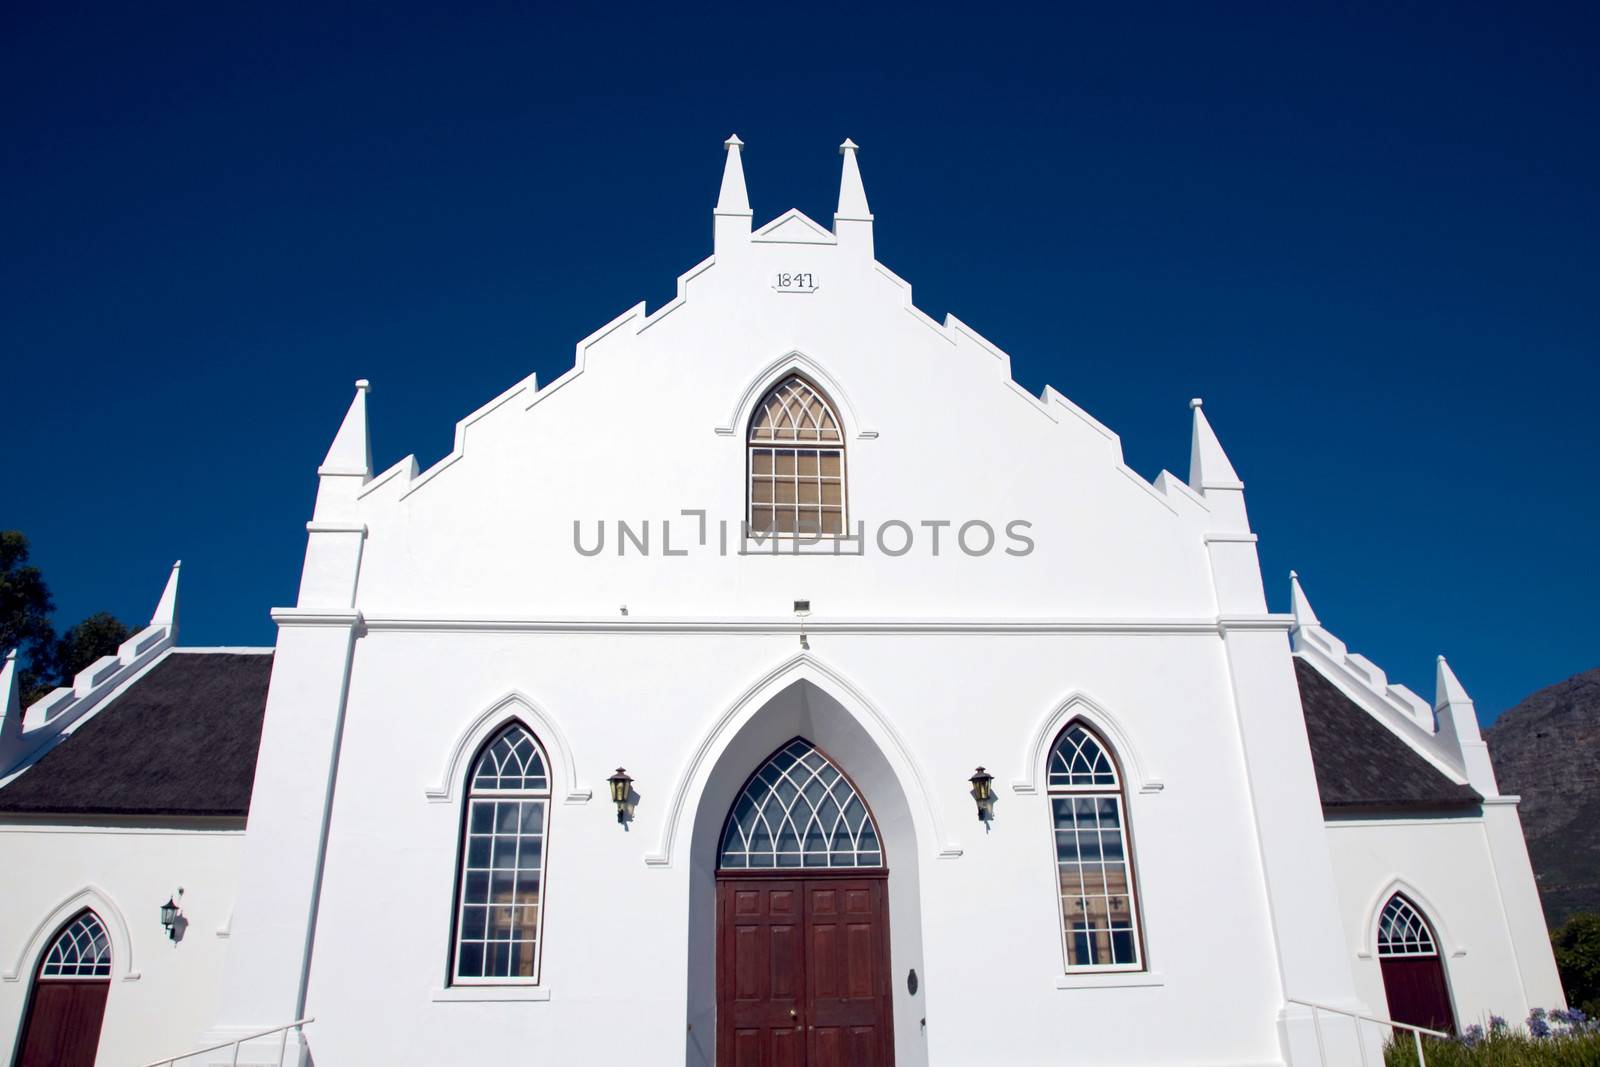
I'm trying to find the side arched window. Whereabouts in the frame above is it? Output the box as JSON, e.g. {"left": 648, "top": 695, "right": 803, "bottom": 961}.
{"left": 748, "top": 375, "right": 847, "bottom": 536}
{"left": 39, "top": 911, "right": 112, "bottom": 978}
{"left": 451, "top": 723, "right": 551, "bottom": 984}
{"left": 1378, "top": 895, "right": 1438, "bottom": 957}
{"left": 1048, "top": 722, "right": 1145, "bottom": 970}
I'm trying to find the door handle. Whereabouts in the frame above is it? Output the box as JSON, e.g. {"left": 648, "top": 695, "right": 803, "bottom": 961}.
{"left": 788, "top": 1009, "right": 798, "bottom": 1018}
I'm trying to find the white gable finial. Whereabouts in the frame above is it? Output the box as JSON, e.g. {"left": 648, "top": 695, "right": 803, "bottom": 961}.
{"left": 150, "top": 560, "right": 182, "bottom": 631}
{"left": 1435, "top": 655, "right": 1474, "bottom": 714}
{"left": 0, "top": 649, "right": 20, "bottom": 743}
{"left": 1188, "top": 398, "right": 1242, "bottom": 491}
{"left": 318, "top": 378, "right": 373, "bottom": 480}
{"left": 716, "top": 135, "right": 751, "bottom": 216}
{"left": 1289, "top": 570, "right": 1321, "bottom": 629}
{"left": 1435, "top": 654, "right": 1498, "bottom": 794}
{"left": 836, "top": 138, "right": 871, "bottom": 220}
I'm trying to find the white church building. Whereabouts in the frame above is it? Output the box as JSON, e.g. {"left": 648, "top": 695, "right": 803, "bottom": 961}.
{"left": 0, "top": 137, "right": 1564, "bottom": 1067}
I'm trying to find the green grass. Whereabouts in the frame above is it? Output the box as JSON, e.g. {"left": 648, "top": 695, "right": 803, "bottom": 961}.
{"left": 1385, "top": 1031, "right": 1600, "bottom": 1067}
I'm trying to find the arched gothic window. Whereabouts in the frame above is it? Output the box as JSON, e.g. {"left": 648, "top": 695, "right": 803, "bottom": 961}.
{"left": 451, "top": 723, "right": 551, "bottom": 983}
{"left": 1378, "top": 895, "right": 1438, "bottom": 957}
{"left": 719, "top": 739, "right": 882, "bottom": 868}
{"left": 1047, "top": 722, "right": 1144, "bottom": 970}
{"left": 39, "top": 911, "right": 112, "bottom": 978}
{"left": 747, "top": 375, "right": 847, "bottom": 536}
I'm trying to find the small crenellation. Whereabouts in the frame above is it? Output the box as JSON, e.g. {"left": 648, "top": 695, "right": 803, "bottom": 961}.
{"left": 0, "top": 560, "right": 182, "bottom": 779}
{"left": 1288, "top": 571, "right": 1476, "bottom": 784}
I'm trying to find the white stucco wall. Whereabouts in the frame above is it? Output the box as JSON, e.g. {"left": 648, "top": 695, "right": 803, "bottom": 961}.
{"left": 0, "top": 819, "right": 243, "bottom": 1066}
{"left": 293, "top": 632, "right": 1290, "bottom": 1066}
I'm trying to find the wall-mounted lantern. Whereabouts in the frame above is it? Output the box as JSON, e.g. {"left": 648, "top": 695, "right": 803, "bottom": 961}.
{"left": 969, "top": 767, "right": 995, "bottom": 822}
{"left": 159, "top": 889, "right": 184, "bottom": 941}
{"left": 608, "top": 768, "right": 634, "bottom": 824}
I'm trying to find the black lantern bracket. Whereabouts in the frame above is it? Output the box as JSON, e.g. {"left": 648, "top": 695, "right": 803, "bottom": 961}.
{"left": 160, "top": 888, "right": 185, "bottom": 943}
{"left": 969, "top": 767, "right": 996, "bottom": 826}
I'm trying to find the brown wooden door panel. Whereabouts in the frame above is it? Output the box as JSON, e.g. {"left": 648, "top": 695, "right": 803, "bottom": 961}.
{"left": 720, "top": 881, "right": 807, "bottom": 1066}
{"left": 15, "top": 979, "right": 110, "bottom": 1067}
{"left": 718, "top": 874, "right": 893, "bottom": 1067}
{"left": 1380, "top": 956, "right": 1456, "bottom": 1034}
{"left": 806, "top": 879, "right": 891, "bottom": 1067}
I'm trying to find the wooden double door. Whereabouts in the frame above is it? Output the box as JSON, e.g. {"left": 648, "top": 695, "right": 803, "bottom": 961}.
{"left": 14, "top": 979, "right": 110, "bottom": 1067}
{"left": 1380, "top": 955, "right": 1456, "bottom": 1034}
{"left": 717, "top": 874, "right": 894, "bottom": 1067}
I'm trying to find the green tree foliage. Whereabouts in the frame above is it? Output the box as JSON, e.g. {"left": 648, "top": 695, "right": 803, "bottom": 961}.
{"left": 1, "top": 531, "right": 58, "bottom": 703}
{"left": 0, "top": 532, "right": 131, "bottom": 706}
{"left": 1552, "top": 912, "right": 1600, "bottom": 1017}
{"left": 52, "top": 612, "right": 132, "bottom": 685}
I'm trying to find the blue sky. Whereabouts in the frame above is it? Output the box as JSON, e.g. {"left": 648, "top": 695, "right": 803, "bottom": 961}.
{"left": 4, "top": 3, "right": 1595, "bottom": 721}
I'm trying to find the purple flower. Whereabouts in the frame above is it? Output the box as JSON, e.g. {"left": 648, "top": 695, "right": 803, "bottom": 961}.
{"left": 1459, "top": 1024, "right": 1484, "bottom": 1047}
{"left": 1529, "top": 1015, "right": 1551, "bottom": 1038}
{"left": 1489, "top": 1015, "right": 1508, "bottom": 1033}
{"left": 1570, "top": 1008, "right": 1589, "bottom": 1024}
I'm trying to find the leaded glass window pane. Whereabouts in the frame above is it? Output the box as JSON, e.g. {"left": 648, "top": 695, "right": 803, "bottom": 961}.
{"left": 719, "top": 739, "right": 883, "bottom": 869}
{"left": 1378, "top": 895, "right": 1438, "bottom": 957}
{"left": 1048, "top": 726, "right": 1119, "bottom": 789}
{"left": 748, "top": 377, "right": 847, "bottom": 537}
{"left": 1048, "top": 722, "right": 1144, "bottom": 970}
{"left": 40, "top": 912, "right": 111, "bottom": 979}
{"left": 453, "top": 724, "right": 550, "bottom": 984}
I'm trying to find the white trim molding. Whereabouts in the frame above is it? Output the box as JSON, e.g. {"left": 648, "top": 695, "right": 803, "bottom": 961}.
{"left": 425, "top": 691, "right": 592, "bottom": 805}
{"left": 645, "top": 650, "right": 959, "bottom": 868}
{"left": 1013, "top": 691, "right": 1161, "bottom": 796}
{"left": 430, "top": 986, "right": 552, "bottom": 1002}
{"left": 360, "top": 613, "right": 1286, "bottom": 637}
{"left": 1055, "top": 970, "right": 1167, "bottom": 990}
{"left": 4, "top": 884, "right": 141, "bottom": 983}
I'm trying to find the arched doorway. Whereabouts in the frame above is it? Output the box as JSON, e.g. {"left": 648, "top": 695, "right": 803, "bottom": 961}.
{"left": 1376, "top": 894, "right": 1455, "bottom": 1033}
{"left": 716, "top": 738, "right": 894, "bottom": 1067}
{"left": 14, "top": 910, "right": 112, "bottom": 1067}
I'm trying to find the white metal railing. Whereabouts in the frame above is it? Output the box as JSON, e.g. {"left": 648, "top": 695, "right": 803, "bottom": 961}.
{"left": 1289, "top": 999, "right": 1449, "bottom": 1067}
{"left": 139, "top": 1018, "right": 313, "bottom": 1067}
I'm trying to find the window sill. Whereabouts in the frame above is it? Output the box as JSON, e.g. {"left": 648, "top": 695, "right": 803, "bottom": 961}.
{"left": 740, "top": 537, "right": 864, "bottom": 556}
{"left": 1055, "top": 971, "right": 1165, "bottom": 990}
{"left": 431, "top": 986, "right": 552, "bottom": 1002}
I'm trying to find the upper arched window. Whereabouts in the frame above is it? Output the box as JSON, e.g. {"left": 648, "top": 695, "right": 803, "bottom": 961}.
{"left": 450, "top": 723, "right": 551, "bottom": 984}
{"left": 1047, "top": 722, "right": 1145, "bottom": 970}
{"left": 39, "top": 911, "right": 112, "bottom": 978}
{"left": 1378, "top": 894, "right": 1438, "bottom": 957}
{"left": 748, "top": 375, "right": 846, "bottom": 537}
{"left": 719, "top": 739, "right": 881, "bottom": 868}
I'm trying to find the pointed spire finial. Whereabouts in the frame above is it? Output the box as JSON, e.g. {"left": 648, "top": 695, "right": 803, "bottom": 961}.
{"left": 1289, "top": 571, "right": 1321, "bottom": 629}
{"left": 1435, "top": 653, "right": 1497, "bottom": 793}
{"left": 319, "top": 379, "right": 373, "bottom": 480}
{"left": 1188, "top": 398, "right": 1242, "bottom": 491}
{"left": 1, "top": 648, "right": 19, "bottom": 731}
{"left": 1435, "top": 655, "right": 1473, "bottom": 711}
{"left": 716, "top": 134, "right": 750, "bottom": 216}
{"left": 836, "top": 138, "right": 871, "bottom": 221}
{"left": 150, "top": 560, "right": 182, "bottom": 630}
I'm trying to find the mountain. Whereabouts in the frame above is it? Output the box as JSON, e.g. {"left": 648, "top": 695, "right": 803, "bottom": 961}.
{"left": 1486, "top": 668, "right": 1600, "bottom": 928}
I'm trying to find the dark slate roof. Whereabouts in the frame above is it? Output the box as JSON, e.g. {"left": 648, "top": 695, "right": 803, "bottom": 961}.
{"left": 0, "top": 651, "right": 273, "bottom": 818}
{"left": 1295, "top": 657, "right": 1481, "bottom": 812}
